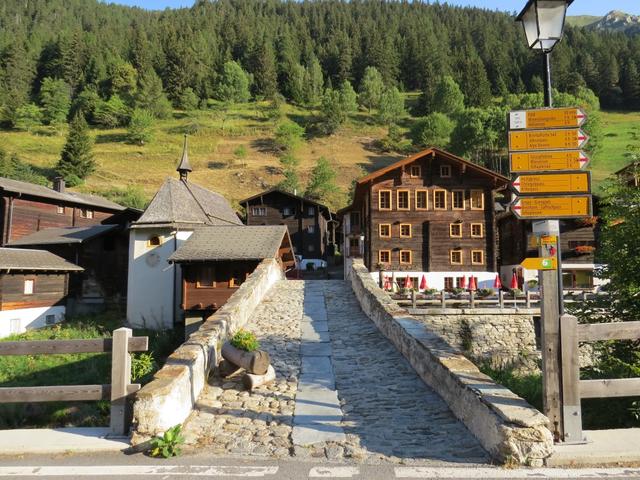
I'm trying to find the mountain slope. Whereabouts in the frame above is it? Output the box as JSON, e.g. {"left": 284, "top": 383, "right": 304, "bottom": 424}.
{"left": 588, "top": 10, "right": 640, "bottom": 35}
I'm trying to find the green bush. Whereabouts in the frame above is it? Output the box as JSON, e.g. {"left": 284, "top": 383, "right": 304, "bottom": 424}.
{"left": 274, "top": 121, "right": 305, "bottom": 152}
{"left": 230, "top": 329, "right": 259, "bottom": 352}
{"left": 476, "top": 288, "right": 494, "bottom": 298}
{"left": 132, "top": 352, "right": 156, "bottom": 383}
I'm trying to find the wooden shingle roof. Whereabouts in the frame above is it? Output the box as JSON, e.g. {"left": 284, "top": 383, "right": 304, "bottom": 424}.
{"left": 0, "top": 248, "right": 83, "bottom": 272}
{"left": 7, "top": 225, "right": 118, "bottom": 246}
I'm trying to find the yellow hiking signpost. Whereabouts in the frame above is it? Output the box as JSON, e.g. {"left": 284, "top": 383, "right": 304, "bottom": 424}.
{"left": 512, "top": 172, "right": 591, "bottom": 195}
{"left": 510, "top": 150, "right": 589, "bottom": 173}
{"left": 511, "top": 195, "right": 592, "bottom": 220}
{"left": 521, "top": 257, "right": 558, "bottom": 271}
{"left": 508, "top": 128, "right": 589, "bottom": 152}
{"left": 509, "top": 107, "right": 587, "bottom": 130}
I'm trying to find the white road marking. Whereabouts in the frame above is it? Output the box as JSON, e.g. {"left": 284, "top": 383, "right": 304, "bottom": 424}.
{"left": 396, "top": 466, "right": 640, "bottom": 478}
{"left": 309, "top": 466, "right": 360, "bottom": 477}
{"left": 0, "top": 465, "right": 279, "bottom": 477}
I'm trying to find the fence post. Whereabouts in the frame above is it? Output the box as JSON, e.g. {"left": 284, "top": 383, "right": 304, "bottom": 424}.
{"left": 470, "top": 290, "right": 475, "bottom": 309}
{"left": 581, "top": 291, "right": 588, "bottom": 303}
{"left": 526, "top": 290, "right": 532, "bottom": 309}
{"left": 499, "top": 290, "right": 504, "bottom": 309}
{"left": 441, "top": 290, "right": 446, "bottom": 310}
{"left": 110, "top": 327, "right": 132, "bottom": 436}
{"left": 411, "top": 289, "right": 417, "bottom": 309}
{"left": 560, "top": 314, "right": 583, "bottom": 443}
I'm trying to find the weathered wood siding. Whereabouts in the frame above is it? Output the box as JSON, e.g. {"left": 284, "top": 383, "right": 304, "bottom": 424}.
{"left": 367, "top": 155, "right": 498, "bottom": 272}
{"left": 244, "top": 191, "right": 328, "bottom": 258}
{"left": 0, "top": 273, "right": 68, "bottom": 310}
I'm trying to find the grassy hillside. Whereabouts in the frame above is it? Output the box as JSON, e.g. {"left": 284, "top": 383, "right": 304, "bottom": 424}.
{"left": 0, "top": 104, "right": 636, "bottom": 210}
{"left": 566, "top": 15, "right": 601, "bottom": 28}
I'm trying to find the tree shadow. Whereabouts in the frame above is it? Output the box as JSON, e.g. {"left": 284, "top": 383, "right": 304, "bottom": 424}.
{"left": 95, "top": 132, "right": 128, "bottom": 144}
{"left": 250, "top": 138, "right": 278, "bottom": 154}
{"left": 208, "top": 161, "right": 227, "bottom": 170}
{"left": 356, "top": 154, "right": 404, "bottom": 174}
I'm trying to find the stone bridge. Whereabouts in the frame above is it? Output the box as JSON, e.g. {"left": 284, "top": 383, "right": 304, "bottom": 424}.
{"left": 132, "top": 259, "right": 553, "bottom": 466}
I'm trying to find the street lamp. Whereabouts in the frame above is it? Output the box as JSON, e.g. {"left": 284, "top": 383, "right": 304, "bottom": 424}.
{"left": 516, "top": 0, "right": 573, "bottom": 107}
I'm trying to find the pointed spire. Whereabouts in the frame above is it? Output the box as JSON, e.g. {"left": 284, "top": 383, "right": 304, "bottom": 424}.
{"left": 177, "top": 134, "right": 192, "bottom": 180}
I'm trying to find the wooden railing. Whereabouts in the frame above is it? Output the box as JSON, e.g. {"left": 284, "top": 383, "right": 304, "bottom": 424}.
{"left": 0, "top": 327, "right": 148, "bottom": 436}
{"left": 560, "top": 315, "right": 640, "bottom": 442}
{"left": 395, "top": 290, "right": 604, "bottom": 311}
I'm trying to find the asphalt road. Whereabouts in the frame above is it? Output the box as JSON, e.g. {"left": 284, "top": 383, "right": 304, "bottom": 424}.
{"left": 1, "top": 452, "right": 640, "bottom": 479}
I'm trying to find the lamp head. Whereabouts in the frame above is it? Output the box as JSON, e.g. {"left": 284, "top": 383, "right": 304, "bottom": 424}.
{"left": 516, "top": 0, "right": 573, "bottom": 52}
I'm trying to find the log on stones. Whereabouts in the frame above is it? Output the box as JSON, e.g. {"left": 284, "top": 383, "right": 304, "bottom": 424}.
{"left": 217, "top": 359, "right": 242, "bottom": 378}
{"left": 242, "top": 365, "right": 276, "bottom": 390}
{"left": 221, "top": 342, "right": 270, "bottom": 375}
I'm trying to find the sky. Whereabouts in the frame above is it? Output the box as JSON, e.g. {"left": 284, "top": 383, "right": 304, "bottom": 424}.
{"left": 105, "top": 0, "right": 638, "bottom": 16}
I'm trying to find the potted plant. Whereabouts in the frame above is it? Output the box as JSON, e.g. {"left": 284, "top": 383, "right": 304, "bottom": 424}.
{"left": 476, "top": 288, "right": 494, "bottom": 299}
{"left": 451, "top": 287, "right": 465, "bottom": 299}
{"left": 423, "top": 288, "right": 438, "bottom": 298}
{"left": 221, "top": 329, "right": 270, "bottom": 375}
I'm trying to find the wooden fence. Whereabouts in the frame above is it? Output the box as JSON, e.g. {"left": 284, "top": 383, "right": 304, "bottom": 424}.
{"left": 560, "top": 315, "right": 640, "bottom": 442}
{"left": 395, "top": 290, "right": 603, "bottom": 311}
{"left": 0, "top": 327, "right": 148, "bottom": 436}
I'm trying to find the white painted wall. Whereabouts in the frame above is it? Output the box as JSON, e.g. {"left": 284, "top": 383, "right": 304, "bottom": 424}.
{"left": 126, "top": 228, "right": 193, "bottom": 330}
{"left": 369, "top": 270, "right": 499, "bottom": 291}
{"left": 0, "top": 306, "right": 65, "bottom": 339}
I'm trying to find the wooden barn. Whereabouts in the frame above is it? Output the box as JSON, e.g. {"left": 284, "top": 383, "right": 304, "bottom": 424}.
{"left": 0, "top": 248, "right": 83, "bottom": 338}
{"left": 240, "top": 188, "right": 336, "bottom": 259}
{"left": 339, "top": 148, "right": 510, "bottom": 290}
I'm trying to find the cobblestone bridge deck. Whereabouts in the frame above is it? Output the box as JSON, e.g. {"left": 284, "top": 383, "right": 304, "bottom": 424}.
{"left": 182, "top": 280, "right": 489, "bottom": 465}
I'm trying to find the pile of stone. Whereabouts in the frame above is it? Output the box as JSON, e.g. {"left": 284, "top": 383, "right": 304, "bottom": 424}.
{"left": 219, "top": 341, "right": 276, "bottom": 390}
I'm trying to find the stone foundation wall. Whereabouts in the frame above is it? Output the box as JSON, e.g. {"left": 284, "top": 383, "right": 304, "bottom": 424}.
{"left": 131, "top": 258, "right": 284, "bottom": 442}
{"left": 349, "top": 259, "right": 553, "bottom": 466}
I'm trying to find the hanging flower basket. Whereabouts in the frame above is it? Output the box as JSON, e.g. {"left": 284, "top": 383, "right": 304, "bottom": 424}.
{"left": 574, "top": 245, "right": 595, "bottom": 255}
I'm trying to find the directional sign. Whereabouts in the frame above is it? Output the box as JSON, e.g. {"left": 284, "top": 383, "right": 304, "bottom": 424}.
{"left": 509, "top": 108, "right": 587, "bottom": 130}
{"left": 509, "top": 129, "right": 589, "bottom": 152}
{"left": 512, "top": 172, "right": 591, "bottom": 195}
{"left": 510, "top": 150, "right": 590, "bottom": 173}
{"left": 512, "top": 195, "right": 592, "bottom": 220}
{"left": 521, "top": 257, "right": 558, "bottom": 271}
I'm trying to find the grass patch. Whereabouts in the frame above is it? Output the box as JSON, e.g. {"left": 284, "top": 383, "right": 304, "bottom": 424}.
{"left": 0, "top": 311, "right": 181, "bottom": 429}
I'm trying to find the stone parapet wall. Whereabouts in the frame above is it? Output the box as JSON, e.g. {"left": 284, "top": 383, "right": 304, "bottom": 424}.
{"left": 349, "top": 259, "right": 553, "bottom": 466}
{"left": 131, "top": 258, "right": 284, "bottom": 442}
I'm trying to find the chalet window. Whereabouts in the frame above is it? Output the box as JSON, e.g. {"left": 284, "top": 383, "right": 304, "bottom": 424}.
{"left": 56, "top": 205, "right": 65, "bottom": 215}
{"left": 379, "top": 190, "right": 392, "bottom": 210}
{"left": 470, "top": 190, "right": 484, "bottom": 210}
{"left": 378, "top": 250, "right": 391, "bottom": 264}
{"left": 283, "top": 207, "right": 293, "bottom": 216}
{"left": 452, "top": 190, "right": 465, "bottom": 210}
{"left": 379, "top": 224, "right": 391, "bottom": 238}
{"left": 308, "top": 225, "right": 315, "bottom": 234}
{"left": 471, "top": 223, "right": 484, "bottom": 238}
{"left": 45, "top": 315, "right": 56, "bottom": 325}
{"left": 397, "top": 190, "right": 410, "bottom": 210}
{"left": 230, "top": 270, "right": 245, "bottom": 288}
{"left": 450, "top": 249, "right": 463, "bottom": 265}
{"left": 399, "top": 224, "right": 412, "bottom": 238}
{"left": 416, "top": 190, "right": 428, "bottom": 210}
{"left": 456, "top": 277, "right": 466, "bottom": 288}
{"left": 434, "top": 190, "right": 447, "bottom": 210}
{"left": 350, "top": 211, "right": 360, "bottom": 227}
{"left": 568, "top": 240, "right": 596, "bottom": 249}
{"left": 147, "top": 235, "right": 162, "bottom": 248}
{"left": 410, "top": 165, "right": 421, "bottom": 178}
{"left": 562, "top": 270, "right": 594, "bottom": 289}
{"left": 449, "top": 223, "right": 462, "bottom": 238}
{"left": 440, "top": 165, "right": 451, "bottom": 178}
{"left": 196, "top": 267, "right": 215, "bottom": 288}
{"left": 471, "top": 250, "right": 485, "bottom": 265}
{"left": 80, "top": 208, "right": 94, "bottom": 219}
{"left": 252, "top": 207, "right": 267, "bottom": 216}
{"left": 399, "top": 250, "right": 412, "bottom": 264}
{"left": 24, "top": 279, "right": 34, "bottom": 295}
{"left": 444, "top": 277, "right": 454, "bottom": 290}
{"left": 307, "top": 206, "right": 315, "bottom": 216}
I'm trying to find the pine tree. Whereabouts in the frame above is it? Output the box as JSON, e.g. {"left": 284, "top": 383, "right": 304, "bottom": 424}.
{"left": 358, "top": 66, "right": 384, "bottom": 113}
{"left": 622, "top": 60, "right": 640, "bottom": 109}
{"left": 135, "top": 70, "right": 172, "bottom": 119}
{"left": 40, "top": 77, "right": 71, "bottom": 125}
{"left": 57, "top": 113, "right": 95, "bottom": 183}
{"left": 339, "top": 80, "right": 357, "bottom": 114}
{"left": 304, "top": 57, "right": 324, "bottom": 105}
{"left": 1, "top": 37, "right": 36, "bottom": 126}
{"left": 251, "top": 39, "right": 278, "bottom": 99}
{"left": 277, "top": 153, "right": 301, "bottom": 194}
{"left": 305, "top": 156, "right": 339, "bottom": 204}
{"left": 287, "top": 64, "right": 306, "bottom": 105}
{"left": 431, "top": 76, "right": 464, "bottom": 116}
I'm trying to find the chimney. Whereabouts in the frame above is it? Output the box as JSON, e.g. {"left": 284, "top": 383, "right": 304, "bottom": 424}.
{"left": 53, "top": 177, "right": 65, "bottom": 193}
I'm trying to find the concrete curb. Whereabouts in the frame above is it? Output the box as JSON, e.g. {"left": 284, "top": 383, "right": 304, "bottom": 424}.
{"left": 0, "top": 428, "right": 129, "bottom": 455}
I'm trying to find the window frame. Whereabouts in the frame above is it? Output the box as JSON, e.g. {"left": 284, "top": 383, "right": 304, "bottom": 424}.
{"left": 397, "top": 189, "right": 410, "bottom": 211}
{"left": 56, "top": 205, "right": 65, "bottom": 215}
{"left": 449, "top": 223, "right": 462, "bottom": 238}
{"left": 433, "top": 189, "right": 447, "bottom": 210}
{"left": 450, "top": 249, "right": 463, "bottom": 265}
{"left": 80, "top": 208, "right": 94, "bottom": 219}
{"left": 378, "top": 190, "right": 392, "bottom": 211}
{"left": 399, "top": 249, "right": 412, "bottom": 264}
{"left": 378, "top": 250, "right": 391, "bottom": 264}
{"left": 379, "top": 223, "right": 391, "bottom": 238}
{"left": 252, "top": 206, "right": 267, "bottom": 217}
{"left": 409, "top": 165, "right": 421, "bottom": 178}
{"left": 307, "top": 206, "right": 315, "bottom": 216}
{"left": 282, "top": 207, "right": 292, "bottom": 216}
{"left": 399, "top": 223, "right": 412, "bottom": 238}
{"left": 415, "top": 189, "right": 428, "bottom": 210}
{"left": 444, "top": 277, "right": 454, "bottom": 291}
{"left": 470, "top": 190, "right": 485, "bottom": 210}
{"left": 471, "top": 250, "right": 485, "bottom": 265}
{"left": 451, "top": 189, "right": 465, "bottom": 210}
{"left": 440, "top": 165, "right": 452, "bottom": 178}
{"left": 23, "top": 278, "right": 35, "bottom": 295}
{"left": 470, "top": 223, "right": 484, "bottom": 238}
{"left": 196, "top": 266, "right": 216, "bottom": 289}
{"left": 146, "top": 235, "right": 162, "bottom": 248}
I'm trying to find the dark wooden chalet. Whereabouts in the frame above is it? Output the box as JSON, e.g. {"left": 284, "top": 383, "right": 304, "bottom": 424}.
{"left": 240, "top": 189, "right": 335, "bottom": 259}
{"left": 615, "top": 162, "right": 640, "bottom": 188}
{"left": 339, "top": 148, "right": 509, "bottom": 276}
{"left": 169, "top": 225, "right": 294, "bottom": 325}
{"left": 0, "top": 248, "right": 83, "bottom": 337}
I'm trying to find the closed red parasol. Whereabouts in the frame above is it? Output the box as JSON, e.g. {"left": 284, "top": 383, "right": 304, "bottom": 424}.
{"left": 468, "top": 276, "right": 477, "bottom": 291}
{"left": 494, "top": 274, "right": 502, "bottom": 289}
{"left": 383, "top": 276, "right": 391, "bottom": 291}
{"left": 459, "top": 276, "right": 466, "bottom": 289}
{"left": 510, "top": 271, "right": 519, "bottom": 289}
{"left": 420, "top": 275, "right": 428, "bottom": 290}
{"left": 404, "top": 276, "right": 413, "bottom": 289}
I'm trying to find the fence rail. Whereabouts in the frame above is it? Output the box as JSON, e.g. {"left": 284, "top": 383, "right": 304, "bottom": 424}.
{"left": 561, "top": 316, "right": 640, "bottom": 442}
{"left": 0, "top": 327, "right": 147, "bottom": 436}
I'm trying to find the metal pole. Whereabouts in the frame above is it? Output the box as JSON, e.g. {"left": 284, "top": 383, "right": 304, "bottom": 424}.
{"left": 543, "top": 52, "right": 553, "bottom": 108}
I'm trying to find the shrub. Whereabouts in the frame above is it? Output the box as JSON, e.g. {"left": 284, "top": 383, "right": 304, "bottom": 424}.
{"left": 94, "top": 95, "right": 129, "bottom": 128}
{"left": 150, "top": 425, "right": 184, "bottom": 458}
{"left": 177, "top": 87, "right": 199, "bottom": 111}
{"left": 230, "top": 329, "right": 259, "bottom": 352}
{"left": 132, "top": 352, "right": 156, "bottom": 383}
{"left": 127, "top": 109, "right": 154, "bottom": 145}
{"left": 274, "top": 121, "right": 305, "bottom": 152}
{"left": 14, "top": 104, "right": 43, "bottom": 132}
{"left": 476, "top": 288, "right": 494, "bottom": 298}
